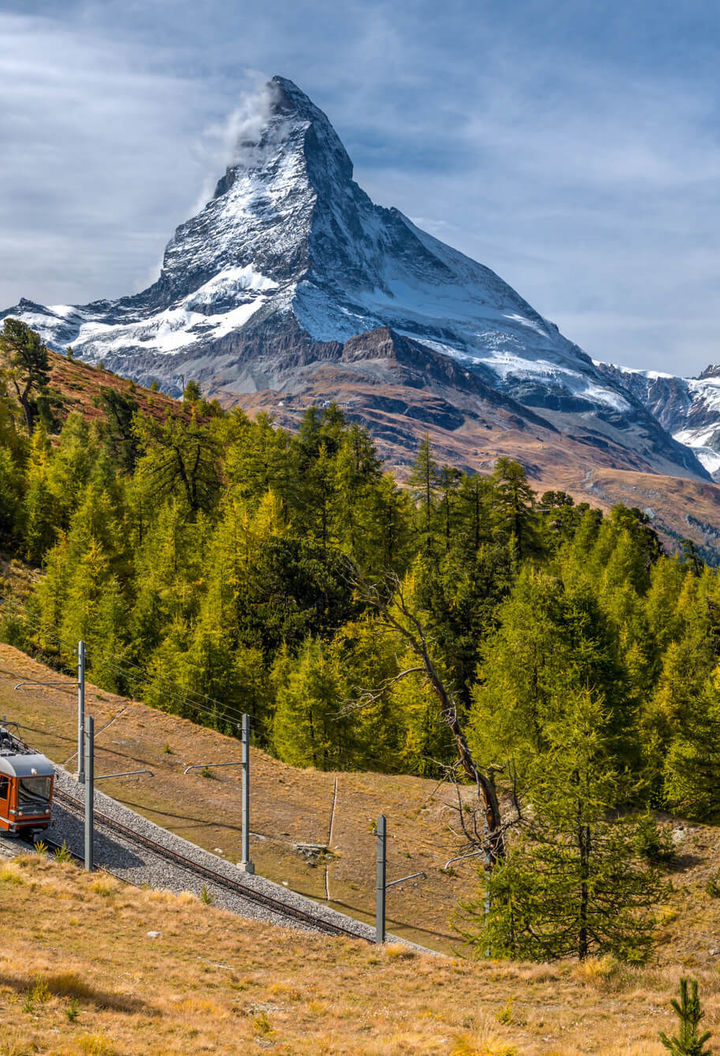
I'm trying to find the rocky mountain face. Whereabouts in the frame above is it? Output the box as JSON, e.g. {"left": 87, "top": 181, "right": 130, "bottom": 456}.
{"left": 1, "top": 75, "right": 710, "bottom": 489}
{"left": 596, "top": 363, "right": 720, "bottom": 479}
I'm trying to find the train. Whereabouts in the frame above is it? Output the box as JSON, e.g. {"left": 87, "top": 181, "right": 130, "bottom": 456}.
{"left": 0, "top": 725, "right": 55, "bottom": 836}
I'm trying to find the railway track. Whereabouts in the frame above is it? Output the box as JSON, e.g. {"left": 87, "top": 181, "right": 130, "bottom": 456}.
{"left": 53, "top": 787, "right": 371, "bottom": 942}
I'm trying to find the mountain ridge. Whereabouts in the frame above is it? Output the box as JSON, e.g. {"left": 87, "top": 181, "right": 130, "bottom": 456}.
{"left": 596, "top": 361, "right": 720, "bottom": 478}
{"left": 0, "top": 74, "right": 712, "bottom": 495}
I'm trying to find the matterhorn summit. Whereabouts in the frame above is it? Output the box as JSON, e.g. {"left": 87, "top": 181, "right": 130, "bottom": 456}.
{"left": 2, "top": 76, "right": 707, "bottom": 481}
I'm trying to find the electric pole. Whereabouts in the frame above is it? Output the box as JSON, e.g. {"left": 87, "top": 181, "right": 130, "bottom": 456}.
{"left": 183, "top": 713, "right": 254, "bottom": 874}
{"left": 77, "top": 640, "right": 86, "bottom": 784}
{"left": 240, "top": 713, "right": 253, "bottom": 873}
{"left": 84, "top": 714, "right": 94, "bottom": 871}
{"left": 376, "top": 814, "right": 386, "bottom": 944}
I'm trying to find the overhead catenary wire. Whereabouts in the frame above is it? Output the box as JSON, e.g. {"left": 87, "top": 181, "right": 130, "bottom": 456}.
{"left": 29, "top": 617, "right": 251, "bottom": 726}
{"left": 3, "top": 606, "right": 466, "bottom": 830}
{"left": 1, "top": 601, "right": 274, "bottom": 738}
{"left": 80, "top": 653, "right": 273, "bottom": 743}
{"left": 3, "top": 602, "right": 471, "bottom": 857}
{"left": 3, "top": 608, "right": 465, "bottom": 871}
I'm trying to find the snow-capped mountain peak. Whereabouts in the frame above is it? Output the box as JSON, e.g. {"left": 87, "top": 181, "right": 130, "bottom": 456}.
{"left": 1, "top": 76, "right": 708, "bottom": 483}
{"left": 596, "top": 360, "right": 720, "bottom": 478}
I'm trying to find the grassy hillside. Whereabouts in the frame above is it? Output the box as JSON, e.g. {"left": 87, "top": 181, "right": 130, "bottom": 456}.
{"left": 0, "top": 851, "right": 717, "bottom": 1056}
{"left": 4, "top": 644, "right": 720, "bottom": 970}
{"left": 0, "top": 643, "right": 478, "bottom": 952}
{"left": 46, "top": 347, "right": 181, "bottom": 426}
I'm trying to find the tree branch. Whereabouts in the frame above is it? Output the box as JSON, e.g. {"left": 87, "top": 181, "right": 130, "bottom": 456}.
{"left": 338, "top": 666, "right": 426, "bottom": 715}
{"left": 349, "top": 564, "right": 505, "bottom": 863}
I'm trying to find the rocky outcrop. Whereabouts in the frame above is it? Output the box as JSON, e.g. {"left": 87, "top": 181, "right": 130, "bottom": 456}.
{"left": 596, "top": 362, "right": 720, "bottom": 478}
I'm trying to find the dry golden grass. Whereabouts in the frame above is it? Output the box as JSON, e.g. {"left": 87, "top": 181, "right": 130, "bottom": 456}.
{"left": 0, "top": 854, "right": 714, "bottom": 1056}
{"left": 4, "top": 647, "right": 720, "bottom": 1051}
{"left": 47, "top": 347, "right": 183, "bottom": 428}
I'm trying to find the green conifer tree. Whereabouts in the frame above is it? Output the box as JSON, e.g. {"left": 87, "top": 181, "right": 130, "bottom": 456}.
{"left": 0, "top": 318, "right": 51, "bottom": 434}
{"left": 461, "top": 690, "right": 664, "bottom": 961}
{"left": 408, "top": 435, "right": 440, "bottom": 550}
{"left": 272, "top": 638, "right": 348, "bottom": 768}
{"left": 490, "top": 457, "right": 537, "bottom": 558}
{"left": 660, "top": 978, "right": 713, "bottom": 1056}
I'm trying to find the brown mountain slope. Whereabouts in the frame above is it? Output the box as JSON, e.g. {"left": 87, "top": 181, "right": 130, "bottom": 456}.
{"left": 46, "top": 348, "right": 182, "bottom": 424}
{"left": 30, "top": 339, "right": 720, "bottom": 561}
{"left": 210, "top": 327, "right": 720, "bottom": 559}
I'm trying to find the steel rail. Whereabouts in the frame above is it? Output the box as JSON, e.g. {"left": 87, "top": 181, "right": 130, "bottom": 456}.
{"left": 53, "top": 788, "right": 370, "bottom": 942}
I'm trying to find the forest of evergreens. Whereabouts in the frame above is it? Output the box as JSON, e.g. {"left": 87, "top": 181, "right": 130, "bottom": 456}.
{"left": 3, "top": 317, "right": 720, "bottom": 961}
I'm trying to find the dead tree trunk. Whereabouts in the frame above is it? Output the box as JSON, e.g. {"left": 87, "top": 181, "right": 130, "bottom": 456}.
{"left": 353, "top": 569, "right": 505, "bottom": 863}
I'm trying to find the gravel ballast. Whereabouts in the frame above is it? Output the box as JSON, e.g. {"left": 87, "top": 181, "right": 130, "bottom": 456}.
{"left": 50, "top": 767, "right": 397, "bottom": 943}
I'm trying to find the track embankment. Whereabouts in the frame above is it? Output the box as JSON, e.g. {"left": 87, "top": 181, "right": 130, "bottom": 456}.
{"left": 48, "top": 768, "right": 405, "bottom": 944}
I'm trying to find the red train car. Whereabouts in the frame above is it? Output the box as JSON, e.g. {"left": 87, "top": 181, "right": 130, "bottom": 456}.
{"left": 0, "top": 751, "right": 54, "bottom": 835}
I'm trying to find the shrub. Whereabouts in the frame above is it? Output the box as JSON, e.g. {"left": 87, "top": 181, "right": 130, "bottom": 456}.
{"left": 635, "top": 813, "right": 676, "bottom": 865}
{"left": 54, "top": 841, "right": 75, "bottom": 863}
{"left": 254, "top": 1012, "right": 274, "bottom": 1037}
{"left": 78, "top": 1034, "right": 116, "bottom": 1056}
{"left": 705, "top": 871, "right": 720, "bottom": 898}
{"left": 22, "top": 975, "right": 50, "bottom": 1013}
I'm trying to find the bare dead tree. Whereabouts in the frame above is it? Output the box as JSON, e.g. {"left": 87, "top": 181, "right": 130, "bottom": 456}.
{"left": 445, "top": 758, "right": 526, "bottom": 862}
{"left": 337, "top": 667, "right": 425, "bottom": 715}
{"left": 350, "top": 567, "right": 505, "bottom": 863}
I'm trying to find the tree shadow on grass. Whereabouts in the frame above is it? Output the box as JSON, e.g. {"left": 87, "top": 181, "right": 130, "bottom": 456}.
{"left": 0, "top": 969, "right": 156, "bottom": 1014}
{"left": 670, "top": 852, "right": 705, "bottom": 872}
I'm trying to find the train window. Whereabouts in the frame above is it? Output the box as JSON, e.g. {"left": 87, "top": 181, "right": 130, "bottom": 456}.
{"left": 18, "top": 776, "right": 52, "bottom": 810}
{"left": 0, "top": 776, "right": 8, "bottom": 799}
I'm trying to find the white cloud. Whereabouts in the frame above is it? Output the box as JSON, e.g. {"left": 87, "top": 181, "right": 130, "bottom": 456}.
{"left": 0, "top": 12, "right": 223, "bottom": 305}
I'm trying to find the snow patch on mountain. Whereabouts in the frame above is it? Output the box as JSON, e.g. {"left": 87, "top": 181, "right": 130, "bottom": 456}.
{"left": 14, "top": 260, "right": 283, "bottom": 359}
{"left": 595, "top": 360, "right": 720, "bottom": 478}
{"left": 0, "top": 74, "right": 709, "bottom": 481}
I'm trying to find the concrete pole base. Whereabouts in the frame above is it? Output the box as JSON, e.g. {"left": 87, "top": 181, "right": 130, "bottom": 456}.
{"left": 237, "top": 861, "right": 255, "bottom": 874}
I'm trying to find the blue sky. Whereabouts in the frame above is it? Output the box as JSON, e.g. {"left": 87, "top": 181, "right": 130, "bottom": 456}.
{"left": 2, "top": 0, "right": 720, "bottom": 374}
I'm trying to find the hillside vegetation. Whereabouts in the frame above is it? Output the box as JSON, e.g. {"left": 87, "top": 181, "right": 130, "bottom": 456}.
{"left": 3, "top": 319, "right": 720, "bottom": 964}
{"left": 0, "top": 642, "right": 476, "bottom": 952}
{"left": 0, "top": 852, "right": 717, "bottom": 1056}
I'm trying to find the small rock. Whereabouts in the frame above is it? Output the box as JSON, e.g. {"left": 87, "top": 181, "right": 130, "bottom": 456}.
{"left": 214, "top": 848, "right": 224, "bottom": 855}
{"left": 147, "top": 931, "right": 163, "bottom": 939}
{"left": 672, "top": 827, "right": 686, "bottom": 845}
{"left": 710, "top": 948, "right": 720, "bottom": 957}
{"left": 294, "top": 842, "right": 329, "bottom": 864}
